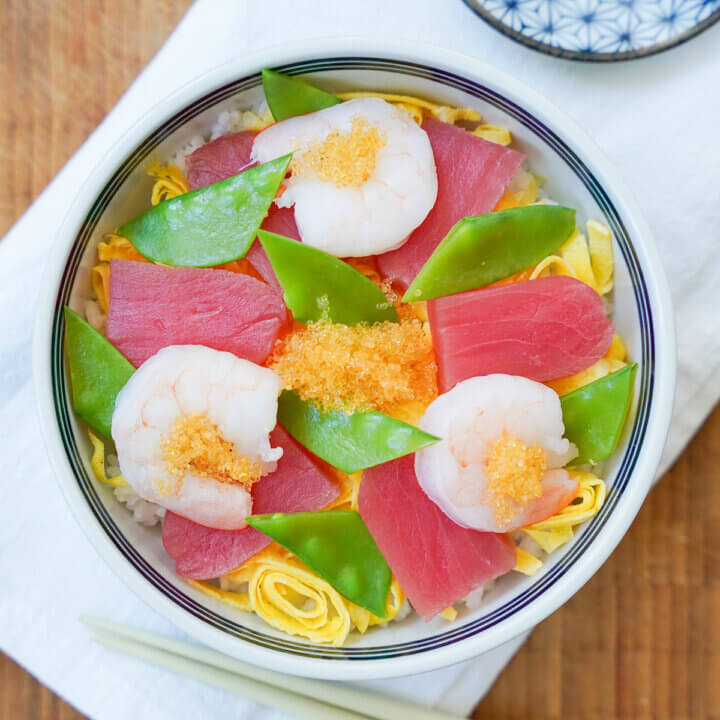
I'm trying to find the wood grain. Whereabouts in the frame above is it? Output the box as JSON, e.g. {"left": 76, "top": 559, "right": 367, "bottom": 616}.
{"left": 475, "top": 405, "right": 720, "bottom": 720}
{"left": 1, "top": 2, "right": 717, "bottom": 719}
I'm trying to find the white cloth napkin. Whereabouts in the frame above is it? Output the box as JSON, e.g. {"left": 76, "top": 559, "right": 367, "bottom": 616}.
{"left": 1, "top": 1, "right": 719, "bottom": 718}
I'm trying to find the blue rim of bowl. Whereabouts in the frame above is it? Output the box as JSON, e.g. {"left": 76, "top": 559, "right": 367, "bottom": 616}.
{"left": 51, "top": 57, "right": 654, "bottom": 660}
{"left": 462, "top": 0, "right": 720, "bottom": 63}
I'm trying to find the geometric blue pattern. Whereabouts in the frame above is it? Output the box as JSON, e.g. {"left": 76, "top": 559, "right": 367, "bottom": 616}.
{"left": 465, "top": 0, "right": 720, "bottom": 59}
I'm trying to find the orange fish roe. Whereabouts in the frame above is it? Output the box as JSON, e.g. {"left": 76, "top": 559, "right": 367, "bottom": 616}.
{"left": 344, "top": 256, "right": 384, "bottom": 286}
{"left": 161, "top": 414, "right": 262, "bottom": 491}
{"left": 268, "top": 318, "right": 438, "bottom": 414}
{"left": 484, "top": 432, "right": 547, "bottom": 528}
{"left": 376, "top": 274, "right": 428, "bottom": 324}
{"left": 291, "top": 117, "right": 386, "bottom": 187}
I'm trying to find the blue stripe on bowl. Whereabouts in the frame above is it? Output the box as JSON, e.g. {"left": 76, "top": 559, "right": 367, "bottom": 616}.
{"left": 50, "top": 57, "right": 653, "bottom": 660}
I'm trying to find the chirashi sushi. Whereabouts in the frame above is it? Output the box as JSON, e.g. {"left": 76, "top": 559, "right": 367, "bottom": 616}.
{"left": 65, "top": 69, "right": 633, "bottom": 646}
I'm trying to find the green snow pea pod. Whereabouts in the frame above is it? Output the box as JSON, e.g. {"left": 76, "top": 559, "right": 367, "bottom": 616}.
{"left": 403, "top": 205, "right": 576, "bottom": 302}
{"left": 246, "top": 510, "right": 391, "bottom": 617}
{"left": 118, "top": 155, "right": 291, "bottom": 267}
{"left": 258, "top": 230, "right": 397, "bottom": 325}
{"left": 277, "top": 391, "right": 439, "bottom": 474}
{"left": 262, "top": 68, "right": 342, "bottom": 121}
{"left": 561, "top": 363, "right": 637, "bottom": 466}
{"left": 63, "top": 307, "right": 134, "bottom": 439}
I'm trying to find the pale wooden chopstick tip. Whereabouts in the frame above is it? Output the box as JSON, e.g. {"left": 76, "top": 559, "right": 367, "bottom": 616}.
{"left": 82, "top": 615, "right": 464, "bottom": 720}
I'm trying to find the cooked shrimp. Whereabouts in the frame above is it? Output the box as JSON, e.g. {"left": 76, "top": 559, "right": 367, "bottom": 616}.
{"left": 111, "top": 345, "right": 283, "bottom": 530}
{"left": 251, "top": 98, "right": 437, "bottom": 257}
{"left": 415, "top": 375, "right": 578, "bottom": 532}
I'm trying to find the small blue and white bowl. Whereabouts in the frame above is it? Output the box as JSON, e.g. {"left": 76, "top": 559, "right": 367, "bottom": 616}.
{"left": 464, "top": 0, "right": 720, "bottom": 61}
{"left": 33, "top": 40, "right": 675, "bottom": 680}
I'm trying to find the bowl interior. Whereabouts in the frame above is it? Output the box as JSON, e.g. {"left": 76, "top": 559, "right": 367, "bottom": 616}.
{"left": 49, "top": 57, "right": 656, "bottom": 669}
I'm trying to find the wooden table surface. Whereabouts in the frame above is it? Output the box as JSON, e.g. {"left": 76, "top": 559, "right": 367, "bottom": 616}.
{"left": 2, "top": 2, "right": 718, "bottom": 718}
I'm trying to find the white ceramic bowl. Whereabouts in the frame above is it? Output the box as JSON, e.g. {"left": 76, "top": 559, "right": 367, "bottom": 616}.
{"left": 33, "top": 40, "right": 675, "bottom": 680}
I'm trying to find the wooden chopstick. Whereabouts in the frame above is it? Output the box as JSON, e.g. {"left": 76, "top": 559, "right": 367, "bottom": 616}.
{"left": 82, "top": 616, "right": 463, "bottom": 720}
{"left": 91, "top": 629, "right": 365, "bottom": 720}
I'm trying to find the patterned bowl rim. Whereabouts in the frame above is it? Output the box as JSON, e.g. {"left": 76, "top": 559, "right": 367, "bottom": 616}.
{"left": 32, "top": 39, "right": 676, "bottom": 680}
{"left": 462, "top": 0, "right": 720, "bottom": 62}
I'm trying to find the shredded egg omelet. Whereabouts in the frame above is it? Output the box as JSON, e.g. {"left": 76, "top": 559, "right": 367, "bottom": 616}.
{"left": 530, "top": 220, "right": 614, "bottom": 296}
{"left": 191, "top": 547, "right": 406, "bottom": 646}
{"left": 88, "top": 430, "right": 127, "bottom": 487}
{"left": 515, "top": 470, "right": 607, "bottom": 575}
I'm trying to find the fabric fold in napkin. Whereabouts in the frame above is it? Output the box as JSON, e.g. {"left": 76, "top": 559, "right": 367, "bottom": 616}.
{"left": 1, "top": 1, "right": 719, "bottom": 718}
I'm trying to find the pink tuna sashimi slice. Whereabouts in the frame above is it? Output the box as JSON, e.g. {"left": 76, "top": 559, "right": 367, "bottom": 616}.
{"left": 184, "top": 130, "right": 300, "bottom": 291}
{"left": 428, "top": 275, "right": 614, "bottom": 392}
{"left": 186, "top": 131, "right": 257, "bottom": 191}
{"left": 258, "top": 203, "right": 300, "bottom": 241}
{"left": 162, "top": 511, "right": 269, "bottom": 581}
{"left": 376, "top": 118, "right": 525, "bottom": 289}
{"left": 162, "top": 425, "right": 340, "bottom": 579}
{"left": 107, "top": 259, "right": 289, "bottom": 368}
{"left": 359, "top": 455, "right": 516, "bottom": 620}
